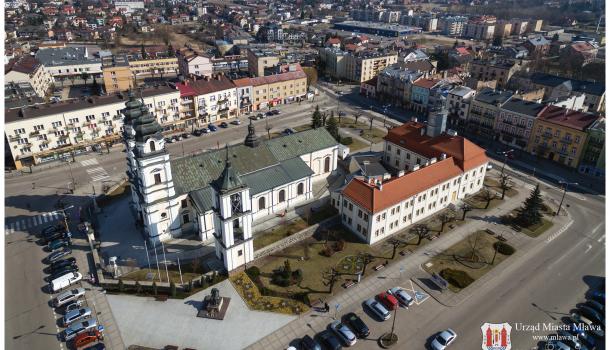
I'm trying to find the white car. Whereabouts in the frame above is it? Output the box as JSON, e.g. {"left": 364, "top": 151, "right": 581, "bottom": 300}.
{"left": 364, "top": 298, "right": 390, "bottom": 321}
{"left": 431, "top": 329, "right": 457, "bottom": 350}
{"left": 388, "top": 287, "right": 414, "bottom": 307}
{"left": 329, "top": 320, "right": 357, "bottom": 346}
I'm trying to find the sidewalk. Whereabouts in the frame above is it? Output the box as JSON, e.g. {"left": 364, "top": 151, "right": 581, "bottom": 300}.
{"left": 246, "top": 180, "right": 566, "bottom": 350}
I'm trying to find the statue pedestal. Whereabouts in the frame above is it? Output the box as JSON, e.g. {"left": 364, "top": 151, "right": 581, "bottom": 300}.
{"left": 196, "top": 297, "right": 231, "bottom": 320}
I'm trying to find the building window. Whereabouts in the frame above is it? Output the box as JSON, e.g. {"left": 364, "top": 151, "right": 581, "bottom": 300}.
{"left": 279, "top": 189, "right": 285, "bottom": 202}
{"left": 238, "top": 250, "right": 243, "bottom": 256}
{"left": 324, "top": 157, "right": 331, "bottom": 172}
{"left": 149, "top": 140, "right": 156, "bottom": 152}
{"left": 348, "top": 203, "right": 353, "bottom": 211}
{"left": 181, "top": 199, "right": 188, "bottom": 208}
{"left": 182, "top": 213, "right": 190, "bottom": 223}
{"left": 259, "top": 197, "right": 266, "bottom": 209}
{"left": 297, "top": 182, "right": 304, "bottom": 195}
{"left": 358, "top": 209, "right": 363, "bottom": 218}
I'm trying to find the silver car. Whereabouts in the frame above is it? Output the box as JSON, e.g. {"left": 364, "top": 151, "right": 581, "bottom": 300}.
{"left": 364, "top": 298, "right": 390, "bottom": 321}
{"left": 329, "top": 320, "right": 357, "bottom": 347}
{"left": 62, "top": 307, "right": 92, "bottom": 327}
{"left": 64, "top": 317, "right": 97, "bottom": 341}
{"left": 388, "top": 287, "right": 414, "bottom": 307}
{"left": 53, "top": 287, "right": 85, "bottom": 307}
{"left": 431, "top": 329, "right": 457, "bottom": 350}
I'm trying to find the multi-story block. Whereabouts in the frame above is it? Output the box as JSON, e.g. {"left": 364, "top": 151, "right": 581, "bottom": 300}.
{"left": 4, "top": 56, "right": 54, "bottom": 97}
{"left": 190, "top": 75, "right": 239, "bottom": 123}
{"left": 334, "top": 118, "right": 488, "bottom": 244}
{"left": 467, "top": 88, "right": 513, "bottom": 138}
{"left": 129, "top": 56, "right": 179, "bottom": 79}
{"left": 35, "top": 46, "right": 102, "bottom": 85}
{"left": 249, "top": 64, "right": 308, "bottom": 110}
{"left": 410, "top": 77, "right": 441, "bottom": 113}
{"left": 469, "top": 59, "right": 520, "bottom": 88}
{"left": 345, "top": 51, "right": 398, "bottom": 83}
{"left": 5, "top": 86, "right": 180, "bottom": 168}
{"left": 527, "top": 105, "right": 599, "bottom": 168}
{"left": 440, "top": 16, "right": 468, "bottom": 36}
{"left": 445, "top": 86, "right": 475, "bottom": 131}
{"left": 102, "top": 55, "right": 134, "bottom": 93}
{"left": 464, "top": 22, "right": 496, "bottom": 40}
{"left": 247, "top": 47, "right": 280, "bottom": 77}
{"left": 579, "top": 118, "right": 605, "bottom": 177}
{"left": 495, "top": 98, "right": 545, "bottom": 150}
{"left": 494, "top": 21, "right": 513, "bottom": 38}
{"left": 376, "top": 65, "right": 423, "bottom": 108}
{"left": 177, "top": 47, "right": 213, "bottom": 78}
{"left": 528, "top": 73, "right": 605, "bottom": 113}
{"left": 319, "top": 47, "right": 349, "bottom": 81}
{"left": 233, "top": 78, "right": 253, "bottom": 115}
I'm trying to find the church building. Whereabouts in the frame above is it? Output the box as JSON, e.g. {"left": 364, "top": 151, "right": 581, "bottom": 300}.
{"left": 122, "top": 92, "right": 339, "bottom": 271}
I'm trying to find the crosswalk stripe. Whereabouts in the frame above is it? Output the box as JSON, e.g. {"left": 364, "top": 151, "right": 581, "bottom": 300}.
{"left": 5, "top": 226, "right": 9, "bottom": 235}
{"left": 91, "top": 175, "right": 110, "bottom": 182}
{"left": 80, "top": 159, "right": 99, "bottom": 166}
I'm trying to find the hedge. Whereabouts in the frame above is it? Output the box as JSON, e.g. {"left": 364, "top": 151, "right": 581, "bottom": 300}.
{"left": 493, "top": 241, "right": 516, "bottom": 255}
{"left": 440, "top": 268, "right": 474, "bottom": 289}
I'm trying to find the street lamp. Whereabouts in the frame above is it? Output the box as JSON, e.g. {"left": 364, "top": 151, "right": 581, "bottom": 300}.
{"left": 498, "top": 149, "right": 514, "bottom": 175}
{"left": 556, "top": 181, "right": 578, "bottom": 216}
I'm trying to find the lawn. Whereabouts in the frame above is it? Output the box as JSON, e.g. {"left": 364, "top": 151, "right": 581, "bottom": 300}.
{"left": 422, "top": 231, "right": 514, "bottom": 292}
{"left": 252, "top": 205, "right": 337, "bottom": 251}
{"left": 121, "top": 268, "right": 201, "bottom": 285}
{"left": 484, "top": 177, "right": 519, "bottom": 198}
{"left": 230, "top": 272, "right": 309, "bottom": 315}
{"left": 336, "top": 118, "right": 387, "bottom": 143}
{"left": 345, "top": 137, "right": 370, "bottom": 151}
{"left": 464, "top": 189, "right": 503, "bottom": 210}
{"left": 518, "top": 218, "right": 553, "bottom": 238}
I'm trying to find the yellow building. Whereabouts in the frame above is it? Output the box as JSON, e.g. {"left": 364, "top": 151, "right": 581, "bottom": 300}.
{"left": 128, "top": 57, "right": 179, "bottom": 80}
{"left": 249, "top": 64, "right": 307, "bottom": 110}
{"left": 346, "top": 51, "right": 398, "bottom": 83}
{"left": 247, "top": 47, "right": 280, "bottom": 77}
{"left": 102, "top": 55, "right": 134, "bottom": 93}
{"left": 527, "top": 105, "right": 599, "bottom": 168}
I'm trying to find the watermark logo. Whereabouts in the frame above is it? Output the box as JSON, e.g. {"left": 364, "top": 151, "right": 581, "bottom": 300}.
{"left": 481, "top": 322, "right": 512, "bottom": 350}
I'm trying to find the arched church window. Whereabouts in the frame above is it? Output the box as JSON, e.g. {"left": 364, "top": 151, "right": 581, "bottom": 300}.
{"left": 149, "top": 140, "right": 156, "bottom": 152}
{"left": 258, "top": 197, "right": 266, "bottom": 210}
{"left": 279, "top": 190, "right": 286, "bottom": 203}
{"left": 324, "top": 156, "right": 331, "bottom": 172}
{"left": 297, "top": 183, "right": 304, "bottom": 195}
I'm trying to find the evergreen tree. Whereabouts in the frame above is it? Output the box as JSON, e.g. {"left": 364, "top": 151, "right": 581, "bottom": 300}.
{"left": 326, "top": 114, "right": 339, "bottom": 141}
{"left": 516, "top": 184, "right": 544, "bottom": 226}
{"left": 141, "top": 43, "right": 147, "bottom": 59}
{"left": 312, "top": 105, "right": 322, "bottom": 129}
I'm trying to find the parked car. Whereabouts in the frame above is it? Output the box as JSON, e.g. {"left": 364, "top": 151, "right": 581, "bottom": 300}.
{"left": 41, "top": 224, "right": 64, "bottom": 237}
{"left": 377, "top": 292, "right": 399, "bottom": 311}
{"left": 46, "top": 257, "right": 76, "bottom": 273}
{"left": 590, "top": 290, "right": 605, "bottom": 303}
{"left": 72, "top": 329, "right": 104, "bottom": 349}
{"left": 64, "top": 318, "right": 99, "bottom": 341}
{"left": 344, "top": 312, "right": 369, "bottom": 338}
{"left": 578, "top": 305, "right": 604, "bottom": 326}
{"left": 208, "top": 124, "right": 218, "bottom": 132}
{"left": 63, "top": 307, "right": 92, "bottom": 327}
{"left": 62, "top": 299, "right": 85, "bottom": 314}
{"left": 557, "top": 330, "right": 584, "bottom": 349}
{"left": 299, "top": 334, "right": 321, "bottom": 350}
{"left": 49, "top": 272, "right": 82, "bottom": 293}
{"left": 46, "top": 248, "right": 72, "bottom": 264}
{"left": 47, "top": 265, "right": 79, "bottom": 282}
{"left": 248, "top": 115, "right": 258, "bottom": 121}
{"left": 201, "top": 127, "right": 210, "bottom": 134}
{"left": 486, "top": 163, "right": 493, "bottom": 171}
{"left": 175, "top": 135, "right": 183, "bottom": 141}
{"left": 318, "top": 330, "right": 342, "bottom": 350}
{"left": 388, "top": 287, "right": 414, "bottom": 307}
{"left": 329, "top": 320, "right": 357, "bottom": 347}
{"left": 282, "top": 128, "right": 296, "bottom": 135}
{"left": 568, "top": 323, "right": 597, "bottom": 349}
{"left": 181, "top": 133, "right": 190, "bottom": 139}
{"left": 256, "top": 113, "right": 265, "bottom": 119}
{"left": 42, "top": 230, "right": 72, "bottom": 244}
{"left": 571, "top": 313, "right": 604, "bottom": 338}
{"left": 431, "top": 329, "right": 457, "bottom": 350}
{"left": 231, "top": 119, "right": 241, "bottom": 125}
{"left": 164, "top": 137, "right": 174, "bottom": 144}
{"left": 193, "top": 129, "right": 203, "bottom": 136}
{"left": 219, "top": 122, "right": 229, "bottom": 128}
{"left": 53, "top": 287, "right": 86, "bottom": 307}
{"left": 47, "top": 238, "right": 71, "bottom": 252}
{"left": 272, "top": 109, "right": 280, "bottom": 115}
{"left": 585, "top": 300, "right": 604, "bottom": 314}
{"left": 364, "top": 298, "right": 390, "bottom": 321}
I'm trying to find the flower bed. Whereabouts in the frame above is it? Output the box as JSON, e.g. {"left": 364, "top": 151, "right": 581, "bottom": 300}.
{"left": 230, "top": 272, "right": 309, "bottom": 315}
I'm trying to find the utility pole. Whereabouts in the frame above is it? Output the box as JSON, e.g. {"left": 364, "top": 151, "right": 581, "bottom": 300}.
{"left": 161, "top": 240, "right": 170, "bottom": 283}
{"left": 556, "top": 181, "right": 577, "bottom": 216}
{"left": 499, "top": 149, "right": 514, "bottom": 176}
{"left": 153, "top": 240, "right": 161, "bottom": 282}
{"left": 177, "top": 255, "right": 184, "bottom": 286}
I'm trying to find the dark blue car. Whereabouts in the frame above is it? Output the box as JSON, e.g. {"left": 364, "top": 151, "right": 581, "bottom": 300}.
{"left": 208, "top": 124, "right": 218, "bottom": 132}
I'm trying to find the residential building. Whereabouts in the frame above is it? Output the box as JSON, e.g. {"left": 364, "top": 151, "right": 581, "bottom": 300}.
{"left": 233, "top": 78, "right": 253, "bottom": 115}
{"left": 334, "top": 21, "right": 421, "bottom": 38}
{"left": 523, "top": 36, "right": 551, "bottom": 57}
{"left": 494, "top": 21, "right": 513, "bottom": 38}
{"left": 376, "top": 65, "right": 423, "bottom": 108}
{"left": 439, "top": 16, "right": 468, "bottom": 36}
{"left": 102, "top": 55, "right": 134, "bottom": 93}
{"left": 445, "top": 86, "right": 475, "bottom": 132}
{"left": 466, "top": 88, "right": 513, "bottom": 138}
{"left": 469, "top": 59, "right": 520, "bottom": 88}
{"left": 35, "top": 46, "right": 102, "bottom": 85}
{"left": 5, "top": 86, "right": 180, "bottom": 168}
{"left": 561, "top": 41, "right": 599, "bottom": 67}
{"left": 4, "top": 56, "right": 54, "bottom": 97}
{"left": 5, "top": 82, "right": 45, "bottom": 110}
{"left": 360, "top": 77, "right": 377, "bottom": 99}
{"left": 463, "top": 22, "right": 496, "bottom": 40}
{"left": 318, "top": 47, "right": 348, "bottom": 80}
{"left": 495, "top": 98, "right": 546, "bottom": 149}
{"left": 129, "top": 57, "right": 179, "bottom": 80}
{"left": 123, "top": 94, "right": 338, "bottom": 272}
{"left": 579, "top": 118, "right": 605, "bottom": 177}
{"left": 249, "top": 64, "right": 308, "bottom": 110}
{"left": 410, "top": 78, "right": 441, "bottom": 113}
{"left": 527, "top": 105, "right": 599, "bottom": 168}
{"left": 528, "top": 73, "right": 605, "bottom": 113}
{"left": 401, "top": 14, "right": 438, "bottom": 32}
{"left": 345, "top": 51, "right": 398, "bottom": 83}
{"left": 333, "top": 119, "right": 488, "bottom": 245}
{"left": 190, "top": 74, "right": 239, "bottom": 123}
{"left": 114, "top": 0, "right": 144, "bottom": 13}
{"left": 177, "top": 48, "right": 213, "bottom": 78}
{"left": 247, "top": 47, "right": 280, "bottom": 77}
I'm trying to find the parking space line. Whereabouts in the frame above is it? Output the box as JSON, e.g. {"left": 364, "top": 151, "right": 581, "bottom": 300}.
{"left": 43, "top": 213, "right": 50, "bottom": 223}
{"left": 15, "top": 220, "right": 21, "bottom": 231}
{"left": 37, "top": 215, "right": 43, "bottom": 225}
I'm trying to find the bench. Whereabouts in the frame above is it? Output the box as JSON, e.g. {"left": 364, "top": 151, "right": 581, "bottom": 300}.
{"left": 373, "top": 264, "right": 384, "bottom": 271}
{"left": 155, "top": 294, "right": 169, "bottom": 302}
{"left": 342, "top": 281, "right": 356, "bottom": 289}
{"left": 485, "top": 229, "right": 495, "bottom": 235}
{"left": 399, "top": 250, "right": 407, "bottom": 256}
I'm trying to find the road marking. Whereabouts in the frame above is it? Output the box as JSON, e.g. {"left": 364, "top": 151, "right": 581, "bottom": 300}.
{"left": 597, "top": 235, "right": 605, "bottom": 243}
{"left": 592, "top": 222, "right": 603, "bottom": 234}
{"left": 80, "top": 158, "right": 99, "bottom": 166}
{"left": 546, "top": 219, "right": 574, "bottom": 243}
{"left": 585, "top": 244, "right": 592, "bottom": 253}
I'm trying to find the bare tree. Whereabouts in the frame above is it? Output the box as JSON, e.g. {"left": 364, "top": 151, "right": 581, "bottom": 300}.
{"left": 354, "top": 113, "right": 361, "bottom": 126}
{"left": 358, "top": 252, "right": 374, "bottom": 276}
{"left": 481, "top": 188, "right": 497, "bottom": 209}
{"left": 411, "top": 224, "right": 430, "bottom": 245}
{"left": 388, "top": 238, "right": 403, "bottom": 260}
{"left": 439, "top": 212, "right": 455, "bottom": 232}
{"left": 460, "top": 203, "right": 472, "bottom": 220}
{"left": 499, "top": 174, "right": 513, "bottom": 200}
{"left": 369, "top": 115, "right": 374, "bottom": 130}
{"left": 321, "top": 267, "right": 339, "bottom": 293}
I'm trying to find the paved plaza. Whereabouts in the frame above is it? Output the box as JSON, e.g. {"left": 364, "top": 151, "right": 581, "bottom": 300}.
{"left": 107, "top": 279, "right": 297, "bottom": 349}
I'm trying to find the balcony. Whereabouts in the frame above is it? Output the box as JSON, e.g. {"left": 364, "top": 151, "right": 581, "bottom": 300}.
{"left": 180, "top": 99, "right": 192, "bottom": 105}
{"left": 113, "top": 115, "right": 123, "bottom": 120}
{"left": 560, "top": 137, "right": 572, "bottom": 144}
{"left": 9, "top": 135, "right": 20, "bottom": 142}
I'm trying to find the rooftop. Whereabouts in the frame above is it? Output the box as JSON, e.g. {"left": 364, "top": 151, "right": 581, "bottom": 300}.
{"left": 35, "top": 46, "right": 100, "bottom": 67}
{"left": 500, "top": 98, "right": 545, "bottom": 116}
{"left": 474, "top": 88, "right": 514, "bottom": 105}
{"left": 537, "top": 105, "right": 599, "bottom": 131}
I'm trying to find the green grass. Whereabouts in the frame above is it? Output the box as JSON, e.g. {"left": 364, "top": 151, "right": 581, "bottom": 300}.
{"left": 484, "top": 177, "right": 519, "bottom": 198}
{"left": 519, "top": 218, "right": 553, "bottom": 238}
{"left": 346, "top": 138, "right": 370, "bottom": 151}
{"left": 422, "top": 231, "right": 512, "bottom": 292}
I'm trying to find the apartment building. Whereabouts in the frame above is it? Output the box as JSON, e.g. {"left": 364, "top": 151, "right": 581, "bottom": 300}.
{"left": 345, "top": 51, "right": 398, "bottom": 83}
{"left": 445, "top": 86, "right": 475, "bottom": 131}
{"left": 35, "top": 46, "right": 102, "bottom": 85}
{"left": 467, "top": 88, "right": 513, "bottom": 138}
{"left": 333, "top": 119, "right": 488, "bottom": 244}
{"left": 102, "top": 55, "right": 134, "bottom": 93}
{"left": 249, "top": 64, "right": 308, "bottom": 110}
{"left": 318, "top": 47, "right": 348, "bottom": 80}
{"left": 376, "top": 65, "right": 423, "bottom": 108}
{"left": 4, "top": 56, "right": 54, "bottom": 97}
{"left": 5, "top": 86, "right": 180, "bottom": 168}
{"left": 440, "top": 16, "right": 468, "bottom": 36}
{"left": 579, "top": 118, "right": 605, "bottom": 177}
{"left": 527, "top": 105, "right": 599, "bottom": 168}
{"left": 494, "top": 21, "right": 513, "bottom": 38}
{"left": 233, "top": 78, "right": 253, "bottom": 115}
{"left": 410, "top": 77, "right": 441, "bottom": 113}
{"left": 247, "top": 47, "right": 280, "bottom": 77}
{"left": 463, "top": 22, "right": 496, "bottom": 40}
{"left": 177, "top": 48, "right": 213, "bottom": 78}
{"left": 190, "top": 75, "right": 239, "bottom": 122}
{"left": 495, "top": 98, "right": 545, "bottom": 150}
{"left": 129, "top": 57, "right": 179, "bottom": 79}
{"left": 469, "top": 59, "right": 520, "bottom": 88}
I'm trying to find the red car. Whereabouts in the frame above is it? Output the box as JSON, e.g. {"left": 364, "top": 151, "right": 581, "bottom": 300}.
{"left": 72, "top": 329, "right": 103, "bottom": 349}
{"left": 377, "top": 292, "right": 398, "bottom": 311}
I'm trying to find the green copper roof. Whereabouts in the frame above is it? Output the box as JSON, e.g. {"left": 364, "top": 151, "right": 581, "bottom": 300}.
{"left": 266, "top": 128, "right": 338, "bottom": 161}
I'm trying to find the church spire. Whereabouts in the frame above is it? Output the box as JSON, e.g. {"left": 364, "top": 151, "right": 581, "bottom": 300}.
{"left": 218, "top": 145, "right": 244, "bottom": 193}
{"left": 131, "top": 93, "right": 162, "bottom": 142}
{"left": 244, "top": 119, "right": 260, "bottom": 148}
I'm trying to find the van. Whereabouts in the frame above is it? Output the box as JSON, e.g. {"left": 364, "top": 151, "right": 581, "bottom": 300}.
{"left": 53, "top": 287, "right": 86, "bottom": 307}
{"left": 50, "top": 272, "right": 82, "bottom": 293}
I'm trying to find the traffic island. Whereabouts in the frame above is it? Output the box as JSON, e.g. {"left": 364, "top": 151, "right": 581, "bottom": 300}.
{"left": 378, "top": 332, "right": 399, "bottom": 348}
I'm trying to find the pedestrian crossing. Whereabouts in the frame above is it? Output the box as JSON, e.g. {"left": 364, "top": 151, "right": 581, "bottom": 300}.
{"left": 79, "top": 158, "right": 99, "bottom": 167}
{"left": 5, "top": 212, "right": 64, "bottom": 235}
{"left": 86, "top": 166, "right": 110, "bottom": 182}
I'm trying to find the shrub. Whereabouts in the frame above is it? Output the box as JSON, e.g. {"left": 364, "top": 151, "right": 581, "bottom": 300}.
{"left": 246, "top": 266, "right": 260, "bottom": 279}
{"left": 340, "top": 137, "right": 353, "bottom": 145}
{"left": 118, "top": 279, "right": 124, "bottom": 292}
{"left": 335, "top": 239, "right": 346, "bottom": 252}
{"left": 292, "top": 269, "right": 303, "bottom": 284}
{"left": 135, "top": 281, "right": 142, "bottom": 294}
{"left": 152, "top": 281, "right": 158, "bottom": 295}
{"left": 494, "top": 241, "right": 515, "bottom": 255}
{"left": 440, "top": 268, "right": 474, "bottom": 289}
{"left": 170, "top": 281, "right": 176, "bottom": 297}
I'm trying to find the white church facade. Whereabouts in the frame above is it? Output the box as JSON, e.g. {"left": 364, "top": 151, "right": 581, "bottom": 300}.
{"left": 122, "top": 92, "right": 339, "bottom": 271}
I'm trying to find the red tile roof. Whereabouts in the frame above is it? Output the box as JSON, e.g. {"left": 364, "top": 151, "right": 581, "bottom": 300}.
{"left": 384, "top": 122, "right": 488, "bottom": 171}
{"left": 232, "top": 77, "right": 252, "bottom": 87}
{"left": 189, "top": 75, "right": 236, "bottom": 95}
{"left": 175, "top": 82, "right": 197, "bottom": 97}
{"left": 412, "top": 78, "right": 440, "bottom": 89}
{"left": 343, "top": 157, "right": 465, "bottom": 213}
{"left": 537, "top": 105, "right": 599, "bottom": 131}
{"left": 5, "top": 56, "right": 41, "bottom": 75}
{"left": 326, "top": 38, "right": 341, "bottom": 45}
{"left": 571, "top": 41, "right": 595, "bottom": 52}
{"left": 249, "top": 70, "right": 306, "bottom": 87}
